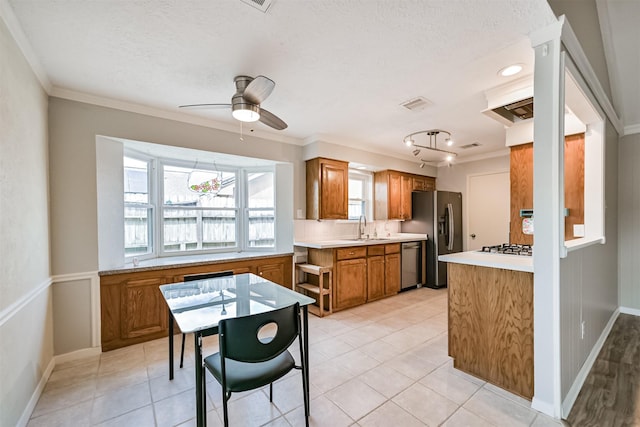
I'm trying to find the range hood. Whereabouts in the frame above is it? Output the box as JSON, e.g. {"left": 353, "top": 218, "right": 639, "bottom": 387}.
{"left": 482, "top": 77, "right": 534, "bottom": 127}
{"left": 488, "top": 97, "right": 533, "bottom": 123}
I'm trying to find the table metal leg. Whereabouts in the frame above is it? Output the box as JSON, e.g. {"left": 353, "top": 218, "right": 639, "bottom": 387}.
{"left": 303, "top": 305, "right": 310, "bottom": 414}
{"left": 195, "top": 333, "right": 206, "bottom": 427}
{"left": 168, "top": 308, "right": 174, "bottom": 380}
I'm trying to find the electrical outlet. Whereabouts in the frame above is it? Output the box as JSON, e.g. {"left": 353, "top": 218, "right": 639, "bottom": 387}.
{"left": 581, "top": 321, "right": 586, "bottom": 339}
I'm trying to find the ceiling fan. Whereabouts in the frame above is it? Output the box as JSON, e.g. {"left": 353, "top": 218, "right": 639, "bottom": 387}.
{"left": 179, "top": 75, "right": 287, "bottom": 130}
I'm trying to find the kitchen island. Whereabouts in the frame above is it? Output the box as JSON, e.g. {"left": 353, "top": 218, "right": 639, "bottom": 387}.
{"left": 439, "top": 250, "right": 534, "bottom": 399}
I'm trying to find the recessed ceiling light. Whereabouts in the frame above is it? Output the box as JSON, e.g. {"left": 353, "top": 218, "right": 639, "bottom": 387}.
{"left": 498, "top": 64, "right": 523, "bottom": 77}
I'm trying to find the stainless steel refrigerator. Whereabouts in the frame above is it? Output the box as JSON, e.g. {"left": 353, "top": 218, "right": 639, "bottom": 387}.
{"left": 401, "top": 191, "right": 463, "bottom": 288}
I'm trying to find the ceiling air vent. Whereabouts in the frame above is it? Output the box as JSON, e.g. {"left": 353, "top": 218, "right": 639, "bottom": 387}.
{"left": 460, "top": 142, "right": 481, "bottom": 149}
{"left": 239, "top": 0, "right": 273, "bottom": 13}
{"left": 400, "top": 96, "right": 431, "bottom": 111}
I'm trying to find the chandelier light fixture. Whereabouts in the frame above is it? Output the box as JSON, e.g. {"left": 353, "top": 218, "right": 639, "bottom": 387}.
{"left": 402, "top": 129, "right": 457, "bottom": 164}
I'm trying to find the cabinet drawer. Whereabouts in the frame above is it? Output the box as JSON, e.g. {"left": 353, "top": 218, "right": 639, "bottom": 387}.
{"left": 336, "top": 247, "right": 367, "bottom": 260}
{"left": 367, "top": 245, "right": 385, "bottom": 256}
{"left": 385, "top": 243, "right": 401, "bottom": 254}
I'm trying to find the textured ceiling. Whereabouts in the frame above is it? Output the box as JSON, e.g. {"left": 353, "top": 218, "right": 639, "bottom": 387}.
{"left": 7, "top": 0, "right": 560, "bottom": 162}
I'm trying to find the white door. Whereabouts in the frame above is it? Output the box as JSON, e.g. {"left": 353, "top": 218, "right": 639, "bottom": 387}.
{"left": 467, "top": 171, "right": 510, "bottom": 251}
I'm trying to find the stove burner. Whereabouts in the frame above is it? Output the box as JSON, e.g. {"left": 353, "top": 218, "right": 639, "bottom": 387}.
{"left": 480, "top": 243, "right": 533, "bottom": 256}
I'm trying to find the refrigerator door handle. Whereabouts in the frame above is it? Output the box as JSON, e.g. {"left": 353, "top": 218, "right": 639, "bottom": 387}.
{"left": 447, "top": 203, "right": 454, "bottom": 251}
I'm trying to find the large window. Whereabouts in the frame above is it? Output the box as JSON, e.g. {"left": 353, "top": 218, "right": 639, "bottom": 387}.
{"left": 124, "top": 153, "right": 276, "bottom": 258}
{"left": 162, "top": 163, "right": 238, "bottom": 253}
{"left": 124, "top": 156, "right": 153, "bottom": 257}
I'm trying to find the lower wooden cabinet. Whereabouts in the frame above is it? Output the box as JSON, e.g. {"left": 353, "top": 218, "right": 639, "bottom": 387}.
{"left": 335, "top": 258, "right": 367, "bottom": 310}
{"left": 384, "top": 252, "right": 401, "bottom": 295}
{"left": 367, "top": 255, "right": 385, "bottom": 301}
{"left": 308, "top": 243, "right": 405, "bottom": 312}
{"left": 121, "top": 277, "right": 167, "bottom": 339}
{"left": 100, "top": 254, "right": 293, "bottom": 351}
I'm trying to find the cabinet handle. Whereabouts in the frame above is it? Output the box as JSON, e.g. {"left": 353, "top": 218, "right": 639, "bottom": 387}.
{"left": 349, "top": 251, "right": 355, "bottom": 255}
{"left": 259, "top": 272, "right": 263, "bottom": 276}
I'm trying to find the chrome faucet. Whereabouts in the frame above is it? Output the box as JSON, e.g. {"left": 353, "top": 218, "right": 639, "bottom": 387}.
{"left": 357, "top": 215, "right": 367, "bottom": 240}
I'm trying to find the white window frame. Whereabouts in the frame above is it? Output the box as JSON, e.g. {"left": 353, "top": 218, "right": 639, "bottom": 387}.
{"left": 243, "top": 167, "right": 277, "bottom": 251}
{"left": 158, "top": 158, "right": 241, "bottom": 256}
{"left": 123, "top": 150, "right": 155, "bottom": 261}
{"left": 348, "top": 169, "right": 373, "bottom": 220}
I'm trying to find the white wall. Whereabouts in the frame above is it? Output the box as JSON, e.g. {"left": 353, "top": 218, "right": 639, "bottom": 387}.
{"left": 0, "top": 18, "right": 53, "bottom": 427}
{"left": 618, "top": 133, "right": 640, "bottom": 310}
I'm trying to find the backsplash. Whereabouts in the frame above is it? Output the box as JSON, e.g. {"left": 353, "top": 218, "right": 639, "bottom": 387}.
{"left": 294, "top": 219, "right": 401, "bottom": 241}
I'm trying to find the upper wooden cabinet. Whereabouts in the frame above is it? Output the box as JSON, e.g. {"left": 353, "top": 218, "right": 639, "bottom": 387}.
{"left": 306, "top": 157, "right": 349, "bottom": 220}
{"left": 374, "top": 170, "right": 435, "bottom": 220}
{"left": 510, "top": 133, "right": 585, "bottom": 245}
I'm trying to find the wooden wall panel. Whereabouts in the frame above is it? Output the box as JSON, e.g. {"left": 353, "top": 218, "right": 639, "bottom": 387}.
{"left": 509, "top": 134, "right": 585, "bottom": 244}
{"left": 564, "top": 134, "right": 585, "bottom": 241}
{"left": 510, "top": 143, "right": 534, "bottom": 245}
{"left": 448, "top": 263, "right": 534, "bottom": 399}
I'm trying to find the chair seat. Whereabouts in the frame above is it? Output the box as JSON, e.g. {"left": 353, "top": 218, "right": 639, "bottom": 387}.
{"left": 204, "top": 351, "right": 295, "bottom": 393}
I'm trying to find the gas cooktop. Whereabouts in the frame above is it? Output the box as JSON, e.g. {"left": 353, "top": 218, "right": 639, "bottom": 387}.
{"left": 479, "top": 243, "right": 533, "bottom": 256}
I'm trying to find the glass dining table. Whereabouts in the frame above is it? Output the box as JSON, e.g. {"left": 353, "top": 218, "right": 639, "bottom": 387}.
{"left": 160, "top": 272, "right": 314, "bottom": 427}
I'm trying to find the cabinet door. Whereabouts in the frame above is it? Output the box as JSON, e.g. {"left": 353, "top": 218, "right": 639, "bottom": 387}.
{"left": 412, "top": 176, "right": 427, "bottom": 192}
{"left": 384, "top": 253, "right": 401, "bottom": 295}
{"left": 367, "top": 255, "right": 385, "bottom": 301}
{"left": 400, "top": 174, "right": 413, "bottom": 219}
{"left": 257, "top": 262, "right": 286, "bottom": 287}
{"left": 388, "top": 172, "right": 403, "bottom": 219}
{"left": 321, "top": 161, "right": 348, "bottom": 219}
{"left": 335, "top": 258, "right": 367, "bottom": 310}
{"left": 121, "top": 277, "right": 167, "bottom": 339}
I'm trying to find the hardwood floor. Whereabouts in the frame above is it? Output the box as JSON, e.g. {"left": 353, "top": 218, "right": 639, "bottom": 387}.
{"left": 568, "top": 314, "right": 640, "bottom": 426}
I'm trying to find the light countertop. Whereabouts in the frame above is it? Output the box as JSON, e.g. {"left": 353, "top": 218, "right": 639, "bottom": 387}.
{"left": 294, "top": 233, "right": 427, "bottom": 249}
{"left": 438, "top": 250, "right": 533, "bottom": 273}
{"left": 99, "top": 251, "right": 294, "bottom": 276}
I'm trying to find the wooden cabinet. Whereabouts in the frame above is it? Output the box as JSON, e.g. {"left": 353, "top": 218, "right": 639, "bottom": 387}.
{"left": 335, "top": 258, "right": 367, "bottom": 310}
{"left": 384, "top": 250, "right": 401, "bottom": 296}
{"left": 448, "top": 263, "right": 533, "bottom": 399}
{"left": 367, "top": 255, "right": 385, "bottom": 301}
{"left": 121, "top": 277, "right": 167, "bottom": 339}
{"left": 306, "top": 157, "right": 349, "bottom": 220}
{"left": 510, "top": 133, "right": 585, "bottom": 245}
{"left": 374, "top": 170, "right": 435, "bottom": 220}
{"left": 308, "top": 242, "right": 405, "bottom": 310}
{"left": 256, "top": 261, "right": 286, "bottom": 285}
{"left": 100, "top": 254, "right": 293, "bottom": 351}
{"left": 412, "top": 176, "right": 436, "bottom": 192}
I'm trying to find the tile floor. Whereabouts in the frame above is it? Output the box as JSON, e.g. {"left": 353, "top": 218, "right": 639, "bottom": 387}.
{"left": 28, "top": 287, "right": 565, "bottom": 426}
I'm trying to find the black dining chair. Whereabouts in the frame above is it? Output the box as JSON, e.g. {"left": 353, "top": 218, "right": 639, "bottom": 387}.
{"left": 203, "top": 302, "right": 309, "bottom": 427}
{"left": 180, "top": 271, "right": 234, "bottom": 368}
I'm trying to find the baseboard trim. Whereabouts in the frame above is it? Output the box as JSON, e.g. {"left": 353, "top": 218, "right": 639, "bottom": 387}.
{"left": 54, "top": 346, "right": 102, "bottom": 365}
{"left": 531, "top": 397, "right": 557, "bottom": 417}
{"left": 619, "top": 306, "right": 640, "bottom": 316}
{"left": 16, "top": 356, "right": 56, "bottom": 427}
{"left": 561, "top": 307, "right": 621, "bottom": 417}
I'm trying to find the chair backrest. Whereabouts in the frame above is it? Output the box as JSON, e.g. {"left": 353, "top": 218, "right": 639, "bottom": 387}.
{"left": 184, "top": 271, "right": 233, "bottom": 282}
{"left": 219, "top": 302, "right": 300, "bottom": 363}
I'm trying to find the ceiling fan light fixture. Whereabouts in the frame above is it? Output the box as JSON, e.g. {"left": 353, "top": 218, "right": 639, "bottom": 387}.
{"left": 232, "top": 104, "right": 260, "bottom": 122}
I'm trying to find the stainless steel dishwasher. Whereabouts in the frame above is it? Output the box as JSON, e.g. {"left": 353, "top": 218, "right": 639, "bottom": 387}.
{"left": 401, "top": 241, "right": 422, "bottom": 290}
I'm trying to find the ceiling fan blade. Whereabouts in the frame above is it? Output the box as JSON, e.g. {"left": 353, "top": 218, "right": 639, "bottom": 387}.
{"left": 179, "top": 103, "right": 231, "bottom": 110}
{"left": 243, "top": 75, "right": 275, "bottom": 104}
{"left": 259, "top": 108, "right": 288, "bottom": 130}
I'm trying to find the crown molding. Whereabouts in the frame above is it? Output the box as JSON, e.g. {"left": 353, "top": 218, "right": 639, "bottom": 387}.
{"left": 49, "top": 86, "right": 303, "bottom": 146}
